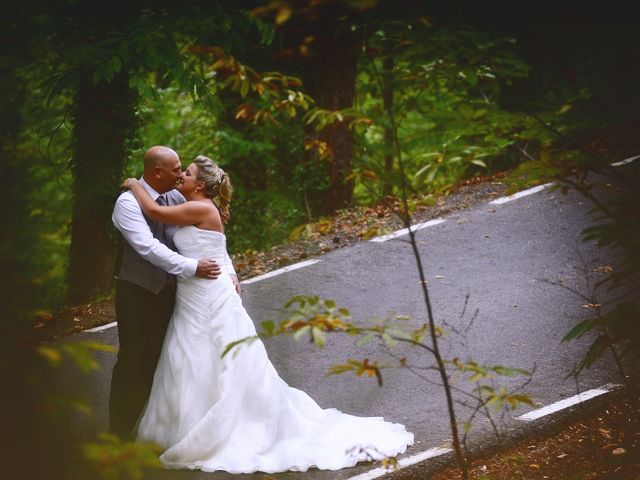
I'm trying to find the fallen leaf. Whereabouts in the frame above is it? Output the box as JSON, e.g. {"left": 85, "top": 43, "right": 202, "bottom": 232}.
{"left": 601, "top": 443, "right": 618, "bottom": 450}
{"left": 581, "top": 303, "right": 603, "bottom": 309}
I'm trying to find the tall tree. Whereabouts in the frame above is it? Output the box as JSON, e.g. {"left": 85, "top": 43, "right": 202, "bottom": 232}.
{"left": 256, "top": 0, "right": 366, "bottom": 214}
{"left": 54, "top": 1, "right": 143, "bottom": 304}
{"left": 304, "top": 26, "right": 358, "bottom": 214}
{"left": 67, "top": 71, "right": 138, "bottom": 303}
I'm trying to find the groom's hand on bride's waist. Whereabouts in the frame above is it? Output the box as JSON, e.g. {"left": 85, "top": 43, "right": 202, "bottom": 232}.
{"left": 196, "top": 259, "right": 221, "bottom": 279}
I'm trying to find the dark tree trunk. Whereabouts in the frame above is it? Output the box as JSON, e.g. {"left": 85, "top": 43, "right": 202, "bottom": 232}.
{"left": 382, "top": 53, "right": 395, "bottom": 197}
{"left": 67, "top": 71, "right": 137, "bottom": 305}
{"left": 304, "top": 31, "right": 357, "bottom": 215}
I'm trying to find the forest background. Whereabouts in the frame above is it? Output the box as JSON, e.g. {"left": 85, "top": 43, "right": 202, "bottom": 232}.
{"left": 1, "top": 0, "right": 637, "bottom": 323}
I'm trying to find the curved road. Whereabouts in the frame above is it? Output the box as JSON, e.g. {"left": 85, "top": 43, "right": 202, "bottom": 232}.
{"left": 66, "top": 164, "right": 635, "bottom": 480}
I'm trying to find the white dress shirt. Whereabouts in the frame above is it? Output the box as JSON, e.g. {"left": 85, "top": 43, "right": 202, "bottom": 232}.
{"left": 112, "top": 178, "right": 197, "bottom": 277}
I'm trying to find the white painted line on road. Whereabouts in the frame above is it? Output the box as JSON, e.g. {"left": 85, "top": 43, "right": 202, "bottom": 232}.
{"left": 517, "top": 384, "right": 621, "bottom": 422}
{"left": 240, "top": 259, "right": 322, "bottom": 285}
{"left": 85, "top": 321, "right": 117, "bottom": 333}
{"left": 369, "top": 219, "right": 447, "bottom": 243}
{"left": 346, "top": 447, "right": 453, "bottom": 480}
{"left": 611, "top": 154, "right": 640, "bottom": 167}
{"left": 489, "top": 183, "right": 554, "bottom": 205}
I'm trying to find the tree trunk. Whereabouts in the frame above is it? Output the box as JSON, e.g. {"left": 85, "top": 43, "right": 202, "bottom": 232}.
{"left": 67, "top": 71, "right": 137, "bottom": 305}
{"left": 304, "top": 31, "right": 357, "bottom": 215}
{"left": 382, "top": 53, "right": 395, "bottom": 197}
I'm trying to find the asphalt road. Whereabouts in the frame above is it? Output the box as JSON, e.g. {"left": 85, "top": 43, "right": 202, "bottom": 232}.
{"left": 64, "top": 168, "right": 632, "bottom": 480}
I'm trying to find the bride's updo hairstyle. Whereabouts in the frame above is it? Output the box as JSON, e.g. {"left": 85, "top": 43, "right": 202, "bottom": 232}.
{"left": 193, "top": 155, "right": 232, "bottom": 224}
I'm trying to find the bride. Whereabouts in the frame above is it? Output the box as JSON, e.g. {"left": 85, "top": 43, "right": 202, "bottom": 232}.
{"left": 122, "top": 155, "right": 413, "bottom": 474}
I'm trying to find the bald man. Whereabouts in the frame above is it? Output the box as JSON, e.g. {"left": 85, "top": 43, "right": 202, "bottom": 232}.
{"left": 110, "top": 146, "right": 232, "bottom": 440}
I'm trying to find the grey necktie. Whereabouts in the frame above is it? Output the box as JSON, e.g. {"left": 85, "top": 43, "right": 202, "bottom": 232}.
{"left": 155, "top": 195, "right": 167, "bottom": 242}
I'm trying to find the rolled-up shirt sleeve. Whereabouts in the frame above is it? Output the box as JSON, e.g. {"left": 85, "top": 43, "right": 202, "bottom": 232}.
{"left": 113, "top": 192, "right": 197, "bottom": 277}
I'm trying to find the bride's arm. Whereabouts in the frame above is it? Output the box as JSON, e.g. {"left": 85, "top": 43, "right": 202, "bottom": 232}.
{"left": 123, "top": 178, "right": 205, "bottom": 226}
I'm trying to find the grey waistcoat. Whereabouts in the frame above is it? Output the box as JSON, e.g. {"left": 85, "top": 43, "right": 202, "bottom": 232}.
{"left": 116, "top": 189, "right": 184, "bottom": 294}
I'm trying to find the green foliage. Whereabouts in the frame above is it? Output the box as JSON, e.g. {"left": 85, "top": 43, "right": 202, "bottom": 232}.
{"left": 355, "top": 22, "right": 531, "bottom": 203}
{"left": 82, "top": 433, "right": 162, "bottom": 480}
{"left": 38, "top": 341, "right": 117, "bottom": 373}
{"left": 0, "top": 61, "right": 74, "bottom": 323}
{"left": 126, "top": 46, "right": 327, "bottom": 252}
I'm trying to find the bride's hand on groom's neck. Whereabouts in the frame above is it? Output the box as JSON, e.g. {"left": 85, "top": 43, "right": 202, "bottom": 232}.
{"left": 121, "top": 178, "right": 138, "bottom": 191}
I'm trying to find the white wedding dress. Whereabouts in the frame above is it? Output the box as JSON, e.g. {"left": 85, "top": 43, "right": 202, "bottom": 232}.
{"left": 137, "top": 226, "right": 413, "bottom": 473}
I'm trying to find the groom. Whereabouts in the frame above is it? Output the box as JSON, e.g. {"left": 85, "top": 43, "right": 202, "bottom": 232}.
{"left": 109, "top": 145, "right": 233, "bottom": 440}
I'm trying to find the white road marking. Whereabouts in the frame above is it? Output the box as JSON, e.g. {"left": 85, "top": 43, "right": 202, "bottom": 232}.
{"left": 240, "top": 259, "right": 321, "bottom": 285}
{"left": 611, "top": 154, "right": 640, "bottom": 167}
{"left": 489, "top": 183, "right": 554, "bottom": 205}
{"left": 346, "top": 447, "right": 453, "bottom": 480}
{"left": 369, "top": 219, "right": 447, "bottom": 243}
{"left": 350, "top": 383, "right": 620, "bottom": 479}
{"left": 85, "top": 321, "right": 117, "bottom": 333}
{"left": 517, "top": 384, "right": 621, "bottom": 421}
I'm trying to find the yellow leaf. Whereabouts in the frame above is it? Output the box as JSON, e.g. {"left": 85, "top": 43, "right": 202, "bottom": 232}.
{"left": 275, "top": 7, "right": 292, "bottom": 25}
{"left": 37, "top": 346, "right": 62, "bottom": 367}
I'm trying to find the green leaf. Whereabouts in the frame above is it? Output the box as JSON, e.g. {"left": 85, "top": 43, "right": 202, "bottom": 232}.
{"left": 462, "top": 420, "right": 472, "bottom": 433}
{"left": 328, "top": 364, "right": 356, "bottom": 375}
{"left": 37, "top": 346, "right": 62, "bottom": 367}
{"left": 284, "top": 295, "right": 305, "bottom": 309}
{"left": 261, "top": 320, "right": 276, "bottom": 336}
{"left": 381, "top": 333, "right": 397, "bottom": 348}
{"left": 311, "top": 327, "right": 325, "bottom": 348}
{"left": 240, "top": 79, "right": 250, "bottom": 98}
{"left": 507, "top": 394, "right": 535, "bottom": 408}
{"left": 458, "top": 103, "right": 474, "bottom": 119}
{"left": 563, "top": 318, "right": 599, "bottom": 342}
{"left": 221, "top": 335, "right": 258, "bottom": 358}
{"left": 357, "top": 332, "right": 377, "bottom": 346}
{"left": 293, "top": 325, "right": 311, "bottom": 341}
{"left": 491, "top": 366, "right": 530, "bottom": 377}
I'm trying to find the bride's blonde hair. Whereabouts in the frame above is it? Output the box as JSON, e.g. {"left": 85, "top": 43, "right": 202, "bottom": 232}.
{"left": 193, "top": 155, "right": 232, "bottom": 224}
